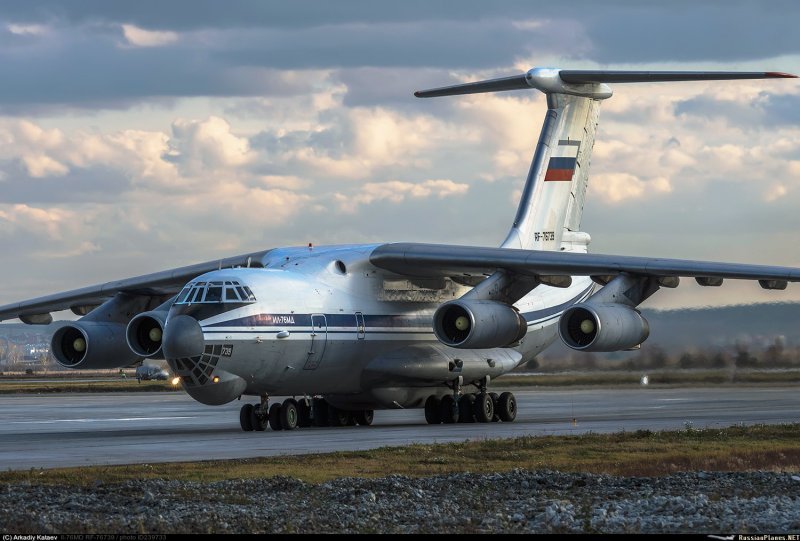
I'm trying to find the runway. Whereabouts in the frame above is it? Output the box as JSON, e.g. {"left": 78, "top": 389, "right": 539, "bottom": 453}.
{"left": 0, "top": 386, "right": 797, "bottom": 470}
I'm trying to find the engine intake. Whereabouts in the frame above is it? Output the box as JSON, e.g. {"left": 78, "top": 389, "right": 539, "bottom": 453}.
{"left": 51, "top": 321, "right": 141, "bottom": 369}
{"left": 433, "top": 300, "right": 527, "bottom": 349}
{"left": 126, "top": 310, "right": 167, "bottom": 358}
{"left": 559, "top": 303, "right": 649, "bottom": 352}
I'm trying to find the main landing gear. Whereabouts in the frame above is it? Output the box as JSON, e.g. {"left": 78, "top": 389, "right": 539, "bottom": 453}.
{"left": 424, "top": 376, "right": 517, "bottom": 425}
{"left": 239, "top": 396, "right": 374, "bottom": 432}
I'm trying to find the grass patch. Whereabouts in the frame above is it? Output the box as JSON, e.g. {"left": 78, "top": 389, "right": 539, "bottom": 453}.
{"left": 0, "top": 380, "right": 179, "bottom": 394}
{"left": 3, "top": 423, "right": 799, "bottom": 486}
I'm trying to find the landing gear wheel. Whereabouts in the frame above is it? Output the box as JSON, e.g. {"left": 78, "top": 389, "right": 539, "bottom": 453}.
{"left": 297, "top": 399, "right": 313, "bottom": 428}
{"left": 239, "top": 403, "right": 254, "bottom": 431}
{"left": 250, "top": 404, "right": 268, "bottom": 431}
{"left": 497, "top": 392, "right": 517, "bottom": 422}
{"left": 424, "top": 395, "right": 442, "bottom": 424}
{"left": 268, "top": 403, "right": 283, "bottom": 431}
{"left": 458, "top": 394, "right": 475, "bottom": 423}
{"left": 328, "top": 406, "right": 352, "bottom": 427}
{"left": 489, "top": 392, "right": 501, "bottom": 422}
{"left": 440, "top": 395, "right": 459, "bottom": 424}
{"left": 281, "top": 398, "right": 298, "bottom": 430}
{"left": 355, "top": 410, "right": 374, "bottom": 426}
{"left": 474, "top": 392, "right": 494, "bottom": 423}
{"left": 312, "top": 398, "right": 329, "bottom": 427}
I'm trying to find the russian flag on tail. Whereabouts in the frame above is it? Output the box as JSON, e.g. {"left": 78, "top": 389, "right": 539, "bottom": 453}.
{"left": 544, "top": 140, "right": 580, "bottom": 182}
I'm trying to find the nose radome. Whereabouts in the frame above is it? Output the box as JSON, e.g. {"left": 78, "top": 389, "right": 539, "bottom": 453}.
{"left": 162, "top": 315, "right": 204, "bottom": 359}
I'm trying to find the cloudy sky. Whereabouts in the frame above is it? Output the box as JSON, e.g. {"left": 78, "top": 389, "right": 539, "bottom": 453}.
{"left": 0, "top": 0, "right": 799, "bottom": 316}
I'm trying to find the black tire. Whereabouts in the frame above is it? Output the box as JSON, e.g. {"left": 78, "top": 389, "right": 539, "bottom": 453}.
{"left": 312, "top": 398, "right": 329, "bottom": 427}
{"left": 239, "top": 403, "right": 254, "bottom": 431}
{"left": 424, "top": 395, "right": 442, "bottom": 424}
{"left": 440, "top": 395, "right": 459, "bottom": 424}
{"left": 281, "top": 398, "right": 298, "bottom": 430}
{"left": 250, "top": 404, "right": 268, "bottom": 431}
{"left": 489, "top": 392, "right": 501, "bottom": 422}
{"left": 474, "top": 393, "right": 494, "bottom": 423}
{"left": 354, "top": 410, "right": 374, "bottom": 426}
{"left": 297, "top": 399, "right": 313, "bottom": 428}
{"left": 268, "top": 403, "right": 283, "bottom": 431}
{"left": 328, "top": 406, "right": 352, "bottom": 427}
{"left": 497, "top": 392, "right": 517, "bottom": 422}
{"left": 458, "top": 394, "right": 476, "bottom": 423}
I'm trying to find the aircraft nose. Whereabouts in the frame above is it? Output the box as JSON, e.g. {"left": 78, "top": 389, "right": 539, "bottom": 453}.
{"left": 162, "top": 314, "right": 204, "bottom": 359}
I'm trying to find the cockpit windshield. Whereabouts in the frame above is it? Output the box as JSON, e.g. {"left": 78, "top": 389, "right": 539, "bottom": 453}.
{"left": 175, "top": 280, "right": 256, "bottom": 305}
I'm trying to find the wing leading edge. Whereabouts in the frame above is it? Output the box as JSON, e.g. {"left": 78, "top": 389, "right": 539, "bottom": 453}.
{"left": 369, "top": 243, "right": 800, "bottom": 287}
{"left": 0, "top": 250, "right": 272, "bottom": 323}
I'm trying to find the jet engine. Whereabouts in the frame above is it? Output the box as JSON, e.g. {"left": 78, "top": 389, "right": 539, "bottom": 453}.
{"left": 558, "top": 303, "right": 649, "bottom": 352}
{"left": 433, "top": 299, "right": 527, "bottom": 349}
{"left": 51, "top": 321, "right": 141, "bottom": 369}
{"left": 126, "top": 310, "right": 167, "bottom": 358}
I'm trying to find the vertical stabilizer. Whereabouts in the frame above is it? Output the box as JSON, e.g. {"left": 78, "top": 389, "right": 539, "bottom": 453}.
{"left": 500, "top": 92, "right": 601, "bottom": 251}
{"left": 414, "top": 68, "right": 795, "bottom": 253}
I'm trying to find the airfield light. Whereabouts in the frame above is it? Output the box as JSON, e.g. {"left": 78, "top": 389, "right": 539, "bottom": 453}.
{"left": 171, "top": 377, "right": 181, "bottom": 386}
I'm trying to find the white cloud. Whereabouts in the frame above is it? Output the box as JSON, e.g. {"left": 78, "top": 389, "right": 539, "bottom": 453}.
{"left": 169, "top": 116, "right": 254, "bottom": 176}
{"left": 121, "top": 24, "right": 179, "bottom": 48}
{"left": 21, "top": 154, "right": 69, "bottom": 178}
{"left": 590, "top": 173, "right": 672, "bottom": 203}
{"left": 7, "top": 23, "right": 47, "bottom": 36}
{"left": 335, "top": 179, "right": 469, "bottom": 212}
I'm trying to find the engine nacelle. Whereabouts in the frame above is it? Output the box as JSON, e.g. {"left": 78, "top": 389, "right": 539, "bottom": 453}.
{"left": 433, "top": 299, "right": 527, "bottom": 349}
{"left": 558, "top": 303, "right": 649, "bottom": 352}
{"left": 126, "top": 310, "right": 167, "bottom": 358}
{"left": 51, "top": 321, "right": 141, "bottom": 369}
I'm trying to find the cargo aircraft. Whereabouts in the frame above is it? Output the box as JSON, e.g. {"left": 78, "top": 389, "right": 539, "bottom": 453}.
{"left": 1, "top": 68, "right": 797, "bottom": 432}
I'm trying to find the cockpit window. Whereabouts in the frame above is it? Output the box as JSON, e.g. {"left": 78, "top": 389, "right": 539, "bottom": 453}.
{"left": 205, "top": 282, "right": 223, "bottom": 302}
{"left": 175, "top": 280, "right": 256, "bottom": 305}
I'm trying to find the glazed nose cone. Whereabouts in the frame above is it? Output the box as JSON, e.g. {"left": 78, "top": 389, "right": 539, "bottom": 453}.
{"left": 162, "top": 315, "right": 204, "bottom": 359}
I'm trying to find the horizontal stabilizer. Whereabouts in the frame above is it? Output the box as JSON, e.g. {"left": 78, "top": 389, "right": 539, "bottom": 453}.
{"left": 414, "top": 75, "right": 530, "bottom": 98}
{"left": 414, "top": 68, "right": 797, "bottom": 99}
{"left": 559, "top": 70, "right": 797, "bottom": 84}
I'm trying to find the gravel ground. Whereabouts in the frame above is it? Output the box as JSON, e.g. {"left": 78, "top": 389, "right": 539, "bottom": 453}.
{"left": 2, "top": 470, "right": 799, "bottom": 533}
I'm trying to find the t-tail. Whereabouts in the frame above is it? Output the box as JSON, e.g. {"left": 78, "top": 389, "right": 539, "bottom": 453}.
{"left": 416, "top": 69, "right": 796, "bottom": 253}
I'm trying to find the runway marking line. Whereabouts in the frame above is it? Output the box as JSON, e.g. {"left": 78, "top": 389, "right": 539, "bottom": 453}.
{"left": 12, "top": 416, "right": 194, "bottom": 424}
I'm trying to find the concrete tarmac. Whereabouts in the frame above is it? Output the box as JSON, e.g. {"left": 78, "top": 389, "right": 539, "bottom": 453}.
{"left": 0, "top": 386, "right": 797, "bottom": 470}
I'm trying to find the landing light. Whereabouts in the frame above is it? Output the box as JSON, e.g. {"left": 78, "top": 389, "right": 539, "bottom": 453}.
{"left": 212, "top": 376, "right": 220, "bottom": 384}
{"left": 171, "top": 377, "right": 181, "bottom": 386}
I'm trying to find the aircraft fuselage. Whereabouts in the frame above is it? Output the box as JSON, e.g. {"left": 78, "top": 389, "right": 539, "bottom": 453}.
{"left": 164, "top": 244, "right": 593, "bottom": 409}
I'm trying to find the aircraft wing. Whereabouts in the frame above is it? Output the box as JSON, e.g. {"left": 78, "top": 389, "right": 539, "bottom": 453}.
{"left": 0, "top": 250, "right": 272, "bottom": 324}
{"left": 370, "top": 242, "right": 800, "bottom": 288}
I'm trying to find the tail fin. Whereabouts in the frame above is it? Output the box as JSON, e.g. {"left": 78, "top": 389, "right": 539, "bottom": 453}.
{"left": 416, "top": 68, "right": 796, "bottom": 252}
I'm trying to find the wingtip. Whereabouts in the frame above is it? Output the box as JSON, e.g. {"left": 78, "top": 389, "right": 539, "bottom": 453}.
{"left": 766, "top": 71, "right": 799, "bottom": 78}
